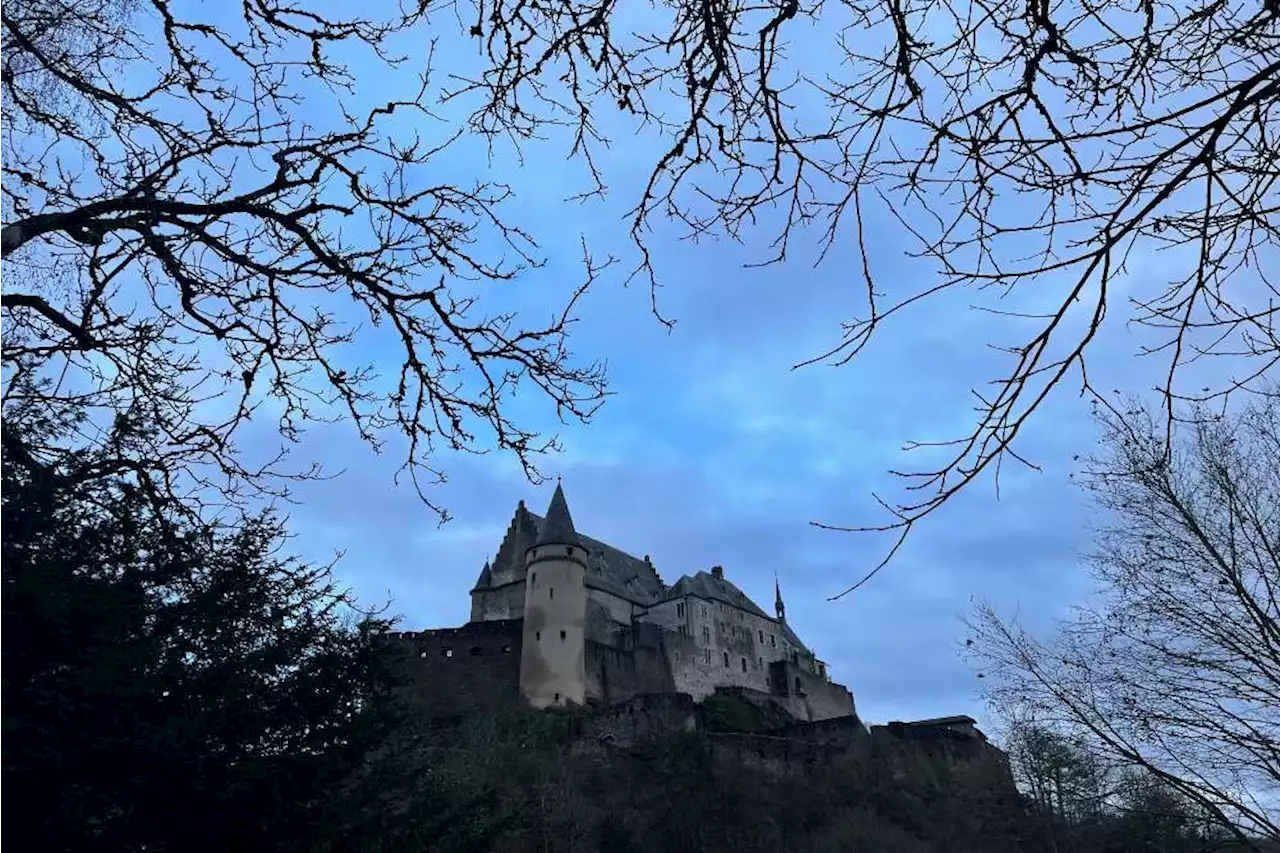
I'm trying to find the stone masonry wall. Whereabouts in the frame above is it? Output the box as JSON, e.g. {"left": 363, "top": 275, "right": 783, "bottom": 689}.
{"left": 393, "top": 620, "right": 524, "bottom": 720}
{"left": 768, "top": 659, "right": 857, "bottom": 722}
{"left": 585, "top": 623, "right": 676, "bottom": 704}
{"left": 470, "top": 579, "right": 526, "bottom": 622}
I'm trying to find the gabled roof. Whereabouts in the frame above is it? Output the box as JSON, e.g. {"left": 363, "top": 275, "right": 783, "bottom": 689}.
{"left": 665, "top": 570, "right": 769, "bottom": 619}
{"left": 664, "top": 571, "right": 812, "bottom": 653}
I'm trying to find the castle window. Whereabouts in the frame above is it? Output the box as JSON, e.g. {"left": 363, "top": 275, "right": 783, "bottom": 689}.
{"left": 770, "top": 635, "right": 776, "bottom": 648}
{"left": 704, "top": 649, "right": 712, "bottom": 664}
{"left": 758, "top": 657, "right": 763, "bottom": 668}
{"left": 554, "top": 692, "right": 561, "bottom": 702}
{"left": 420, "top": 651, "right": 427, "bottom": 659}
{"left": 759, "top": 629, "right": 764, "bottom": 643}
{"left": 723, "top": 652, "right": 730, "bottom": 667}
{"left": 549, "top": 587, "right": 554, "bottom": 600}
{"left": 739, "top": 611, "right": 744, "bottom": 622}
{"left": 531, "top": 572, "right": 537, "bottom": 586}
{"left": 702, "top": 627, "right": 710, "bottom": 644}
{"left": 500, "top": 645, "right": 511, "bottom": 654}
{"left": 470, "top": 646, "right": 482, "bottom": 656}
{"left": 442, "top": 647, "right": 453, "bottom": 658}
{"left": 795, "top": 676, "right": 802, "bottom": 693}
{"left": 560, "top": 630, "right": 566, "bottom": 641}
{"left": 677, "top": 602, "right": 685, "bottom": 618}
{"left": 741, "top": 657, "right": 747, "bottom": 673}
{"left": 565, "top": 546, "right": 573, "bottom": 555}
{"left": 536, "top": 631, "right": 541, "bottom": 642}
{"left": 701, "top": 604, "right": 708, "bottom": 618}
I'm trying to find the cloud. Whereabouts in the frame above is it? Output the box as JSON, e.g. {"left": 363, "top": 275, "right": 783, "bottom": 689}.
{"left": 255, "top": 16, "right": 1209, "bottom": 740}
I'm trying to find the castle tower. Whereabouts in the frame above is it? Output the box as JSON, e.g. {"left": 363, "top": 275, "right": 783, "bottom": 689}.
{"left": 518, "top": 483, "right": 588, "bottom": 708}
{"left": 775, "top": 575, "right": 787, "bottom": 623}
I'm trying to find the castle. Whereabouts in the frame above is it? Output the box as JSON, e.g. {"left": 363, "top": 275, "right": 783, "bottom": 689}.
{"left": 398, "top": 484, "right": 857, "bottom": 723}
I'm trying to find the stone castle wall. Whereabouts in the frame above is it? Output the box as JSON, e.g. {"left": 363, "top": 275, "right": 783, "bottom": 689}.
{"left": 585, "top": 622, "right": 677, "bottom": 704}
{"left": 768, "top": 659, "right": 858, "bottom": 721}
{"left": 395, "top": 615, "right": 854, "bottom": 723}
{"left": 470, "top": 579, "right": 526, "bottom": 622}
{"left": 393, "top": 620, "right": 524, "bottom": 720}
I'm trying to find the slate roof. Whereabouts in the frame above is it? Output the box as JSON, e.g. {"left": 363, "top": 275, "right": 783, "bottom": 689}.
{"left": 536, "top": 483, "right": 579, "bottom": 546}
{"left": 666, "top": 571, "right": 770, "bottom": 619}
{"left": 483, "top": 492, "right": 808, "bottom": 652}
{"left": 779, "top": 621, "right": 812, "bottom": 656}
{"left": 525, "top": 512, "right": 665, "bottom": 603}
{"left": 906, "top": 715, "right": 977, "bottom": 727}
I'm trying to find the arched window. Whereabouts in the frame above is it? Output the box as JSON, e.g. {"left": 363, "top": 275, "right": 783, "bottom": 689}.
{"left": 723, "top": 652, "right": 730, "bottom": 667}
{"left": 740, "top": 657, "right": 747, "bottom": 673}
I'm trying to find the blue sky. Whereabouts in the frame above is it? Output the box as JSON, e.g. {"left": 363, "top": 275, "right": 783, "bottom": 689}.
{"left": 240, "top": 5, "right": 1250, "bottom": 731}
{"left": 262, "top": 33, "right": 1132, "bottom": 727}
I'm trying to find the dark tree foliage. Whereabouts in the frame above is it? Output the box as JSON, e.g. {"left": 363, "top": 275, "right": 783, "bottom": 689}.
{"left": 1, "top": 410, "right": 400, "bottom": 853}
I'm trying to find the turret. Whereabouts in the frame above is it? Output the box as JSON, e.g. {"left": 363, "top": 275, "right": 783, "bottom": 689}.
{"left": 775, "top": 575, "right": 786, "bottom": 623}
{"left": 518, "top": 482, "right": 588, "bottom": 708}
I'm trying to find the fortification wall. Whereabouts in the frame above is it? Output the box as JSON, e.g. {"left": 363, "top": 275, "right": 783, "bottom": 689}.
{"left": 586, "top": 589, "right": 634, "bottom": 640}
{"left": 585, "top": 623, "right": 676, "bottom": 704}
{"left": 470, "top": 580, "right": 525, "bottom": 622}
{"left": 869, "top": 723, "right": 1014, "bottom": 794}
{"left": 393, "top": 620, "right": 524, "bottom": 720}
{"left": 586, "top": 590, "right": 633, "bottom": 645}
{"left": 573, "top": 692, "right": 698, "bottom": 752}
{"left": 704, "top": 728, "right": 867, "bottom": 775}
{"left": 768, "top": 660, "right": 857, "bottom": 721}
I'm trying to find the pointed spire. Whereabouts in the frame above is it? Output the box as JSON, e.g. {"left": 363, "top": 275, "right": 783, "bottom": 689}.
{"left": 774, "top": 573, "right": 786, "bottom": 622}
{"left": 535, "top": 481, "right": 579, "bottom": 546}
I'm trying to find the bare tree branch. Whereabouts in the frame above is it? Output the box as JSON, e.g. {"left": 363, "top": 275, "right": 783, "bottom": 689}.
{"left": 969, "top": 391, "right": 1280, "bottom": 846}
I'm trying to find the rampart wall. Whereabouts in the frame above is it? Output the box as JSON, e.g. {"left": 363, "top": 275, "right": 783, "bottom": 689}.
{"left": 392, "top": 620, "right": 524, "bottom": 721}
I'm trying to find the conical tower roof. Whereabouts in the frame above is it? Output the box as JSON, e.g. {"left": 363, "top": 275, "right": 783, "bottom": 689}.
{"left": 535, "top": 482, "right": 579, "bottom": 546}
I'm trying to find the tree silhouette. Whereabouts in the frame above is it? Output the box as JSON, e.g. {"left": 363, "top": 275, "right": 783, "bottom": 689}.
{"left": 2, "top": 0, "right": 608, "bottom": 520}
{"left": 970, "top": 391, "right": 1280, "bottom": 846}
